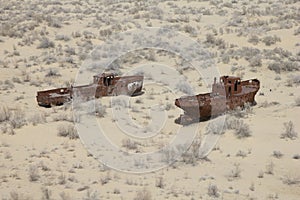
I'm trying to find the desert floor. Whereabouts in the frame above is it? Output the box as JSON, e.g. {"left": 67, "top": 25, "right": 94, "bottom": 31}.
{"left": 0, "top": 0, "right": 299, "bottom": 199}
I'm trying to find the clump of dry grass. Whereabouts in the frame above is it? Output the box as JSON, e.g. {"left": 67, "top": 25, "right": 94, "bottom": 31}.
{"left": 207, "top": 184, "right": 219, "bottom": 198}
{"left": 37, "top": 37, "right": 55, "bottom": 49}
{"left": 28, "top": 165, "right": 39, "bottom": 182}
{"left": 282, "top": 175, "right": 300, "bottom": 185}
{"left": 272, "top": 150, "right": 283, "bottom": 159}
{"left": 295, "top": 96, "right": 300, "bottom": 106}
{"left": 134, "top": 188, "right": 152, "bottom": 200}
{"left": 57, "top": 124, "right": 78, "bottom": 139}
{"left": 0, "top": 105, "right": 11, "bottom": 122}
{"left": 9, "top": 191, "right": 31, "bottom": 200}
{"left": 226, "top": 116, "right": 251, "bottom": 138}
{"left": 155, "top": 176, "right": 164, "bottom": 189}
{"left": 228, "top": 163, "right": 242, "bottom": 180}
{"left": 265, "top": 161, "right": 275, "bottom": 175}
{"left": 122, "top": 138, "right": 139, "bottom": 150}
{"left": 281, "top": 121, "right": 297, "bottom": 140}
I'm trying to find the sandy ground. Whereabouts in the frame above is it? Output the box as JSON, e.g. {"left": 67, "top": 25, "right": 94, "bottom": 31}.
{"left": 0, "top": 0, "right": 299, "bottom": 199}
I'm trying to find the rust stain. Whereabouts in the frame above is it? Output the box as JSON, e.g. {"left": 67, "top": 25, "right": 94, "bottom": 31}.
{"left": 175, "top": 76, "right": 260, "bottom": 125}
{"left": 36, "top": 73, "right": 144, "bottom": 107}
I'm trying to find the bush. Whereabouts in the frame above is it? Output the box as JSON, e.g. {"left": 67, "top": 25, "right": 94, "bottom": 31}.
{"left": 134, "top": 188, "right": 152, "bottom": 200}
{"left": 229, "top": 163, "right": 241, "bottom": 179}
{"left": 226, "top": 116, "right": 251, "bottom": 138}
{"left": 41, "top": 187, "right": 52, "bottom": 200}
{"left": 95, "top": 102, "right": 106, "bottom": 118}
{"left": 234, "top": 121, "right": 251, "bottom": 138}
{"left": 206, "top": 121, "right": 225, "bottom": 135}
{"left": 248, "top": 35, "right": 260, "bottom": 45}
{"left": 28, "top": 165, "right": 39, "bottom": 182}
{"left": 122, "top": 138, "right": 138, "bottom": 150}
{"left": 176, "top": 81, "right": 193, "bottom": 95}
{"left": 265, "top": 161, "right": 274, "bottom": 175}
{"left": 57, "top": 124, "right": 78, "bottom": 139}
{"left": 281, "top": 121, "right": 297, "bottom": 139}
{"left": 0, "top": 105, "right": 11, "bottom": 122}
{"left": 45, "top": 68, "right": 60, "bottom": 77}
{"left": 282, "top": 175, "right": 300, "bottom": 185}
{"left": 268, "top": 62, "right": 281, "bottom": 73}
{"left": 262, "top": 35, "right": 281, "bottom": 46}
{"left": 37, "top": 38, "right": 55, "bottom": 49}
{"left": 273, "top": 151, "right": 283, "bottom": 159}
{"left": 55, "top": 34, "right": 70, "bottom": 41}
{"left": 10, "top": 108, "right": 26, "bottom": 129}
{"left": 287, "top": 75, "right": 300, "bottom": 86}
{"left": 249, "top": 56, "right": 262, "bottom": 67}
{"left": 207, "top": 184, "right": 219, "bottom": 198}
{"left": 155, "top": 177, "right": 164, "bottom": 189}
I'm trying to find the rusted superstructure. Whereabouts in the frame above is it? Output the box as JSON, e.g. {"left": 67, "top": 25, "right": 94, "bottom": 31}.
{"left": 175, "top": 76, "right": 260, "bottom": 125}
{"left": 37, "top": 73, "right": 143, "bottom": 107}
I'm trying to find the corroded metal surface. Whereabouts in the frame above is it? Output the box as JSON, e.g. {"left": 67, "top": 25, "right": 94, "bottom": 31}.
{"left": 36, "top": 73, "right": 143, "bottom": 107}
{"left": 175, "top": 76, "right": 260, "bottom": 125}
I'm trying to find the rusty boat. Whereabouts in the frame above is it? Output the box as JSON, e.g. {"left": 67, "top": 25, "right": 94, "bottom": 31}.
{"left": 175, "top": 76, "right": 260, "bottom": 125}
{"left": 37, "top": 73, "right": 143, "bottom": 107}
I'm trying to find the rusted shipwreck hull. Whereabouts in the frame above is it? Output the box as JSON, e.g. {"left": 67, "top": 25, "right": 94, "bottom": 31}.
{"left": 175, "top": 76, "right": 260, "bottom": 125}
{"left": 37, "top": 73, "right": 143, "bottom": 107}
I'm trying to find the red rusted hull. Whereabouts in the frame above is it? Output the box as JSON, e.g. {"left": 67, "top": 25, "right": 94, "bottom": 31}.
{"left": 175, "top": 76, "right": 260, "bottom": 125}
{"left": 37, "top": 74, "right": 143, "bottom": 107}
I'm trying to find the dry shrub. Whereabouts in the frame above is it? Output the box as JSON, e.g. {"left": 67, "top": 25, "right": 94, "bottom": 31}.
{"left": 0, "top": 105, "right": 11, "bottom": 122}
{"left": 41, "top": 187, "right": 52, "bottom": 200}
{"left": 122, "top": 138, "right": 138, "bottom": 150}
{"left": 206, "top": 121, "right": 226, "bottom": 135}
{"left": 207, "top": 184, "right": 219, "bottom": 198}
{"left": 262, "top": 35, "right": 281, "bottom": 46}
{"left": 28, "top": 112, "right": 46, "bottom": 125}
{"left": 134, "top": 188, "right": 152, "bottom": 200}
{"left": 176, "top": 81, "right": 193, "bottom": 95}
{"left": 295, "top": 96, "right": 300, "bottom": 106}
{"left": 37, "top": 37, "right": 55, "bottom": 49}
{"left": 155, "top": 176, "right": 164, "bottom": 189}
{"left": 28, "top": 165, "right": 39, "bottom": 182}
{"left": 272, "top": 151, "right": 283, "bottom": 159}
{"left": 282, "top": 175, "right": 300, "bottom": 185}
{"left": 57, "top": 124, "right": 78, "bottom": 139}
{"left": 10, "top": 108, "right": 26, "bottom": 129}
{"left": 265, "top": 161, "right": 275, "bottom": 175}
{"left": 229, "top": 163, "right": 241, "bottom": 180}
{"left": 226, "top": 117, "right": 251, "bottom": 138}
{"left": 281, "top": 121, "right": 297, "bottom": 140}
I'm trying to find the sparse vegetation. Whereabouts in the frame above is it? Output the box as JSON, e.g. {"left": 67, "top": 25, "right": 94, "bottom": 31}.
{"left": 0, "top": 105, "right": 11, "bottom": 122}
{"left": 272, "top": 151, "right": 283, "bottom": 159}
{"left": 265, "top": 161, "right": 275, "bottom": 175}
{"left": 28, "top": 165, "right": 39, "bottom": 182}
{"left": 228, "top": 163, "right": 242, "bottom": 180}
{"left": 155, "top": 176, "right": 164, "bottom": 189}
{"left": 226, "top": 116, "right": 251, "bottom": 138}
{"left": 295, "top": 96, "right": 300, "bottom": 106}
{"left": 281, "top": 121, "right": 298, "bottom": 140}
{"left": 134, "top": 188, "right": 152, "bottom": 200}
{"left": 122, "top": 138, "right": 138, "bottom": 150}
{"left": 258, "top": 170, "right": 264, "bottom": 178}
{"left": 282, "top": 175, "right": 300, "bottom": 185}
{"left": 176, "top": 81, "right": 193, "bottom": 95}
{"left": 38, "top": 38, "right": 55, "bottom": 49}
{"left": 41, "top": 187, "right": 52, "bottom": 200}
{"left": 262, "top": 35, "right": 281, "bottom": 46}
{"left": 57, "top": 124, "right": 78, "bottom": 139}
{"left": 207, "top": 184, "right": 219, "bottom": 198}
{"left": 0, "top": 0, "right": 299, "bottom": 199}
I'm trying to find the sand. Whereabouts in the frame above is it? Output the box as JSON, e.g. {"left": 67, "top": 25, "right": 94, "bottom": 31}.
{"left": 0, "top": 0, "right": 299, "bottom": 199}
